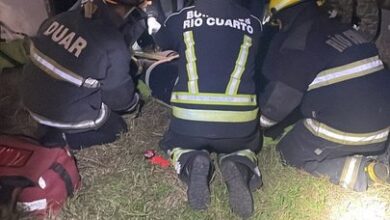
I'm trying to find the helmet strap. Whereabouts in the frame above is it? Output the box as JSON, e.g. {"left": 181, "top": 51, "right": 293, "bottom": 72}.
{"left": 83, "top": 0, "right": 98, "bottom": 18}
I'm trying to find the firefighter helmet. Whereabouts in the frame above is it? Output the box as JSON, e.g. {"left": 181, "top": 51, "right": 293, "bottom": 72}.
{"left": 268, "top": 0, "right": 310, "bottom": 14}
{"left": 103, "top": 0, "right": 144, "bottom": 6}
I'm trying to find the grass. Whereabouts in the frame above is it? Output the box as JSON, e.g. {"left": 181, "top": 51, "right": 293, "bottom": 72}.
{"left": 48, "top": 101, "right": 389, "bottom": 220}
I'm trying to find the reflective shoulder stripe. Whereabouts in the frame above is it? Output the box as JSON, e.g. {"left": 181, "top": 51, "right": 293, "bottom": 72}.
{"left": 308, "top": 56, "right": 384, "bottom": 91}
{"left": 226, "top": 35, "right": 253, "bottom": 95}
{"left": 172, "top": 106, "right": 258, "bottom": 123}
{"left": 171, "top": 92, "right": 257, "bottom": 106}
{"left": 304, "top": 118, "right": 389, "bottom": 145}
{"left": 339, "top": 155, "right": 363, "bottom": 190}
{"left": 183, "top": 31, "right": 199, "bottom": 94}
{"left": 29, "top": 103, "right": 109, "bottom": 130}
{"left": 30, "top": 43, "right": 100, "bottom": 88}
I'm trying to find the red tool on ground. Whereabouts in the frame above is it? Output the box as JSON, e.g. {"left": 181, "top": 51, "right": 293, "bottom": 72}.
{"left": 144, "top": 150, "right": 171, "bottom": 168}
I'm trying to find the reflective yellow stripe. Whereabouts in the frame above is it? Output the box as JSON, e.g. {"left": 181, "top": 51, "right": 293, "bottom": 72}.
{"left": 172, "top": 106, "right": 258, "bottom": 122}
{"left": 340, "top": 155, "right": 363, "bottom": 190}
{"left": 304, "top": 119, "right": 389, "bottom": 145}
{"left": 226, "top": 35, "right": 252, "bottom": 95}
{"left": 168, "top": 147, "right": 195, "bottom": 163}
{"left": 236, "top": 149, "right": 258, "bottom": 163}
{"left": 219, "top": 149, "right": 258, "bottom": 164}
{"left": 308, "top": 56, "right": 384, "bottom": 91}
{"left": 183, "top": 31, "right": 199, "bottom": 93}
{"left": 171, "top": 92, "right": 257, "bottom": 106}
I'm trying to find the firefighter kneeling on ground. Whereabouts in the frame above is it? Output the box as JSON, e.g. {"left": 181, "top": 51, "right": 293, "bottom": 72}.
{"left": 260, "top": 0, "right": 390, "bottom": 191}
{"left": 153, "top": 0, "right": 263, "bottom": 218}
{"left": 21, "top": 0, "right": 151, "bottom": 149}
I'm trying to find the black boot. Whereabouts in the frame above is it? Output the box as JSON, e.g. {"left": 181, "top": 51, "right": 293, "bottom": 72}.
{"left": 220, "top": 159, "right": 254, "bottom": 219}
{"left": 179, "top": 152, "right": 213, "bottom": 210}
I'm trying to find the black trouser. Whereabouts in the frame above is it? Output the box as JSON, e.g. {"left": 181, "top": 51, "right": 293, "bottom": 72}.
{"left": 160, "top": 129, "right": 263, "bottom": 186}
{"left": 278, "top": 119, "right": 388, "bottom": 191}
{"left": 141, "top": 60, "right": 178, "bottom": 105}
{"left": 160, "top": 129, "right": 262, "bottom": 155}
{"left": 40, "top": 112, "right": 127, "bottom": 149}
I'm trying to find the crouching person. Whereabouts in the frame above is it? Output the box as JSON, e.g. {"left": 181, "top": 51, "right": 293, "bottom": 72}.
{"left": 261, "top": 0, "right": 390, "bottom": 191}
{"left": 20, "top": 0, "right": 153, "bottom": 149}
{"left": 154, "top": 0, "right": 263, "bottom": 218}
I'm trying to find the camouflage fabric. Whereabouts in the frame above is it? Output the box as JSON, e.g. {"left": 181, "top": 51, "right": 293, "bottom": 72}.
{"left": 376, "top": 9, "right": 390, "bottom": 67}
{"left": 325, "top": 0, "right": 379, "bottom": 40}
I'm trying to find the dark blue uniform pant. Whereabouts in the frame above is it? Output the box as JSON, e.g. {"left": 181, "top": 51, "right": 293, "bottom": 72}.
{"left": 40, "top": 112, "right": 127, "bottom": 149}
{"left": 160, "top": 129, "right": 262, "bottom": 155}
{"left": 278, "top": 119, "right": 388, "bottom": 191}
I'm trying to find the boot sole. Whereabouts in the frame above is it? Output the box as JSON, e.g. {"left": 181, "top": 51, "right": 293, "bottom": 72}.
{"left": 221, "top": 160, "right": 253, "bottom": 219}
{"left": 187, "top": 155, "right": 211, "bottom": 210}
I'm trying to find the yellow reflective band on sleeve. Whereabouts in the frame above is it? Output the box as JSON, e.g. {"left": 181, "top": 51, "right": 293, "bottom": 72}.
{"left": 226, "top": 35, "right": 252, "bottom": 95}
{"left": 308, "top": 56, "right": 384, "bottom": 91}
{"left": 340, "top": 155, "right": 363, "bottom": 190}
{"left": 304, "top": 119, "right": 389, "bottom": 145}
{"left": 30, "top": 43, "right": 99, "bottom": 88}
{"left": 183, "top": 31, "right": 199, "bottom": 94}
{"left": 172, "top": 106, "right": 258, "bottom": 122}
{"left": 171, "top": 92, "right": 257, "bottom": 106}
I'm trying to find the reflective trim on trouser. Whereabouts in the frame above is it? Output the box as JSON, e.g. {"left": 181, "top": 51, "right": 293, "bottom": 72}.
{"left": 339, "top": 155, "right": 364, "bottom": 190}
{"left": 220, "top": 149, "right": 258, "bottom": 165}
{"left": 301, "top": 156, "right": 369, "bottom": 192}
{"left": 219, "top": 149, "right": 262, "bottom": 190}
{"left": 168, "top": 147, "right": 195, "bottom": 175}
{"left": 308, "top": 56, "right": 384, "bottom": 91}
{"left": 167, "top": 148, "right": 211, "bottom": 175}
{"left": 304, "top": 119, "right": 389, "bottom": 145}
{"left": 172, "top": 106, "right": 258, "bottom": 123}
{"left": 171, "top": 92, "right": 257, "bottom": 106}
{"left": 29, "top": 103, "right": 109, "bottom": 130}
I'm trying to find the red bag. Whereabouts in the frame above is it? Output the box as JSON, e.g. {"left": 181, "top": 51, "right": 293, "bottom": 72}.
{"left": 0, "top": 135, "right": 81, "bottom": 217}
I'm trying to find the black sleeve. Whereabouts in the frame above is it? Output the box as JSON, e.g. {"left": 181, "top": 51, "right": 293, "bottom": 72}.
{"left": 259, "top": 81, "right": 303, "bottom": 126}
{"left": 260, "top": 48, "right": 325, "bottom": 126}
{"left": 153, "top": 17, "right": 179, "bottom": 51}
{"left": 101, "top": 48, "right": 137, "bottom": 112}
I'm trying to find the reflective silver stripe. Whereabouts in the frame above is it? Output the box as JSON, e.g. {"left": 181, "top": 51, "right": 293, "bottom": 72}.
{"left": 171, "top": 92, "right": 257, "bottom": 106}
{"left": 339, "top": 155, "right": 363, "bottom": 190}
{"left": 304, "top": 118, "right": 389, "bottom": 145}
{"left": 226, "top": 35, "right": 252, "bottom": 95}
{"left": 30, "top": 44, "right": 100, "bottom": 88}
{"left": 173, "top": 106, "right": 258, "bottom": 123}
{"left": 183, "top": 31, "right": 199, "bottom": 93}
{"left": 29, "top": 103, "right": 109, "bottom": 130}
{"left": 308, "top": 56, "right": 384, "bottom": 91}
{"left": 260, "top": 115, "right": 277, "bottom": 128}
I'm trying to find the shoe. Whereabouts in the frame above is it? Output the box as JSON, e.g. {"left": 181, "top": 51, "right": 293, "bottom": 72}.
{"left": 220, "top": 160, "right": 253, "bottom": 219}
{"left": 187, "top": 154, "right": 211, "bottom": 210}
